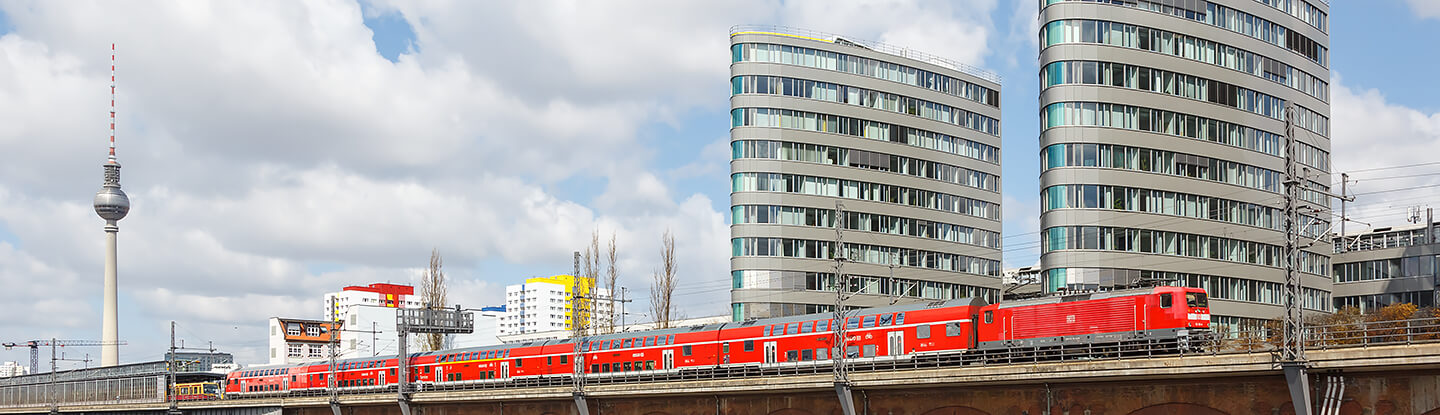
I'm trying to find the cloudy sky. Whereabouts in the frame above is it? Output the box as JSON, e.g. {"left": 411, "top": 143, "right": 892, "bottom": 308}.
{"left": 1, "top": 1, "right": 1437, "bottom": 367}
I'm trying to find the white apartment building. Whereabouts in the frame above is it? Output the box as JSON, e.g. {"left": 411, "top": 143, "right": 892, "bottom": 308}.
{"left": 500, "top": 275, "right": 613, "bottom": 336}
{"left": 0, "top": 361, "right": 28, "bottom": 378}
{"left": 323, "top": 283, "right": 423, "bottom": 322}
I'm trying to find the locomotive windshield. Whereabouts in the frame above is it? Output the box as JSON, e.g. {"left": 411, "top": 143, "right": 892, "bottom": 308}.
{"left": 1186, "top": 292, "right": 1208, "bottom": 308}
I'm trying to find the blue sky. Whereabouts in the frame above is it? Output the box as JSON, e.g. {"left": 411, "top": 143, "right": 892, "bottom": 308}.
{"left": 0, "top": 1, "right": 1437, "bottom": 367}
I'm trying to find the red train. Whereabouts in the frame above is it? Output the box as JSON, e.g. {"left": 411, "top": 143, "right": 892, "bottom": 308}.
{"left": 226, "top": 286, "right": 1209, "bottom": 396}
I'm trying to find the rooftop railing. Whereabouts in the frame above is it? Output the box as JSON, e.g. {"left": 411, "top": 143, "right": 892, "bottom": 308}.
{"left": 730, "top": 25, "right": 1002, "bottom": 85}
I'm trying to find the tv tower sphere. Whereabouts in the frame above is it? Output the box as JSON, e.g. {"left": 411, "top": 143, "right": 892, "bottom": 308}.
{"left": 94, "top": 165, "right": 130, "bottom": 223}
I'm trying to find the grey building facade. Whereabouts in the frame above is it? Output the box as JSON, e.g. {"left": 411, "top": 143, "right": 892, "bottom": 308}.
{"left": 729, "top": 26, "right": 1003, "bottom": 320}
{"left": 1037, "top": 0, "right": 1333, "bottom": 332}
{"left": 1332, "top": 219, "right": 1440, "bottom": 312}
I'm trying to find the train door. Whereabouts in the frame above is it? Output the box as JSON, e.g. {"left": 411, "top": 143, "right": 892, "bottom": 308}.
{"left": 282, "top": 376, "right": 289, "bottom": 391}
{"left": 436, "top": 366, "right": 444, "bottom": 383}
{"left": 887, "top": 331, "right": 904, "bottom": 356}
{"left": 379, "top": 371, "right": 385, "bottom": 386}
{"left": 763, "top": 341, "right": 778, "bottom": 364}
{"left": 500, "top": 361, "right": 510, "bottom": 379}
{"left": 662, "top": 349, "right": 675, "bottom": 370}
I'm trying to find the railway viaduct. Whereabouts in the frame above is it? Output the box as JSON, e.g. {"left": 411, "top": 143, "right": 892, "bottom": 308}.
{"left": 4, "top": 343, "right": 1438, "bottom": 415}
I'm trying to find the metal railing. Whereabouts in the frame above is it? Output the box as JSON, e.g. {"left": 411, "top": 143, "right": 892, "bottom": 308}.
{"left": 11, "top": 318, "right": 1439, "bottom": 407}
{"left": 729, "top": 24, "right": 1002, "bottom": 84}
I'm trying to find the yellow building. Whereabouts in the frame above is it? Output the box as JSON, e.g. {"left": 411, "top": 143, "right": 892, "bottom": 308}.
{"left": 500, "top": 275, "right": 614, "bottom": 336}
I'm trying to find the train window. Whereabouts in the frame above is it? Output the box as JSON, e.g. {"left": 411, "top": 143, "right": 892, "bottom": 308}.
{"left": 488, "top": 371, "right": 495, "bottom": 379}
{"left": 424, "top": 367, "right": 431, "bottom": 373}
{"left": 646, "top": 337, "right": 656, "bottom": 347}
{"left": 291, "top": 375, "right": 297, "bottom": 382}
{"left": 984, "top": 310, "right": 993, "bottom": 324}
{"left": 723, "top": 343, "right": 730, "bottom": 353}
{"left": 454, "top": 374, "right": 461, "bottom": 382}
{"left": 847, "top": 317, "right": 860, "bottom": 329}
{"left": 764, "top": 326, "right": 771, "bottom": 336}
{"left": 682, "top": 345, "right": 693, "bottom": 356}
{"left": 390, "top": 369, "right": 396, "bottom": 377}
{"left": 863, "top": 315, "right": 876, "bottom": 328}
{"left": 802, "top": 321, "right": 814, "bottom": 333}
{"left": 668, "top": 335, "right": 675, "bottom": 344}
{"left": 917, "top": 325, "right": 931, "bottom": 339}
{"left": 514, "top": 358, "right": 522, "bottom": 367}
{"left": 591, "top": 364, "right": 599, "bottom": 373}
{"left": 601, "top": 363, "right": 610, "bottom": 372}
{"left": 547, "top": 356, "right": 553, "bottom": 365}
{"left": 785, "top": 350, "right": 798, "bottom": 361}
{"left": 612, "top": 339, "right": 621, "bottom": 349}
{"left": 946, "top": 322, "right": 965, "bottom": 337}
{"left": 819, "top": 320, "right": 830, "bottom": 331}
{"left": 624, "top": 339, "right": 633, "bottom": 348}
{"left": 645, "top": 361, "right": 655, "bottom": 370}
{"left": 896, "top": 313, "right": 905, "bottom": 325}
{"left": 863, "top": 345, "right": 877, "bottom": 358}
{"left": 846, "top": 346, "right": 859, "bottom": 358}
{"left": 1187, "top": 292, "right": 1208, "bottom": 308}
{"left": 878, "top": 314, "right": 893, "bottom": 326}
{"left": 1160, "top": 294, "right": 1173, "bottom": 308}
{"left": 623, "top": 362, "right": 633, "bottom": 371}
{"left": 802, "top": 349, "right": 814, "bottom": 361}
{"left": 743, "top": 340, "right": 754, "bottom": 352}
{"left": 561, "top": 355, "right": 569, "bottom": 364}
{"left": 787, "top": 323, "right": 799, "bottom": 334}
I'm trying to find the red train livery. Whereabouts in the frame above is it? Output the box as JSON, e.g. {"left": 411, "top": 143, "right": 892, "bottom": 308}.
{"left": 226, "top": 286, "right": 1209, "bottom": 396}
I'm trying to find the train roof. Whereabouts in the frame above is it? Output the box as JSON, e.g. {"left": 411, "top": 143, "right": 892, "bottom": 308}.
{"left": 990, "top": 285, "right": 1192, "bottom": 308}
{"left": 732, "top": 296, "right": 988, "bottom": 327}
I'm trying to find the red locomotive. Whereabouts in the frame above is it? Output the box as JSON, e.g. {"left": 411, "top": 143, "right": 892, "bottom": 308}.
{"left": 226, "top": 286, "right": 1209, "bottom": 396}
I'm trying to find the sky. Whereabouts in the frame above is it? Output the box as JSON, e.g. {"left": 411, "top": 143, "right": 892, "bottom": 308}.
{"left": 0, "top": 0, "right": 1438, "bottom": 368}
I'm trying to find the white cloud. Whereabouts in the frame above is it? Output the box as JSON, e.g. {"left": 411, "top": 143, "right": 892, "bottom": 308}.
{"left": 1406, "top": 0, "right": 1440, "bottom": 20}
{"left": 0, "top": 0, "right": 996, "bottom": 365}
{"left": 1329, "top": 76, "right": 1440, "bottom": 230}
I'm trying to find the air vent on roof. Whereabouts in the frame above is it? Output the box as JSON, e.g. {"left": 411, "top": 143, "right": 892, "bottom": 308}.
{"left": 833, "top": 38, "right": 869, "bottom": 50}
{"left": 740, "top": 320, "right": 758, "bottom": 326}
{"left": 926, "top": 301, "right": 947, "bottom": 308}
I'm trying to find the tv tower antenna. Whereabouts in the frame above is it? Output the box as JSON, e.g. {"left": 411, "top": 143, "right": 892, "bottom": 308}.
{"left": 92, "top": 43, "right": 130, "bottom": 367}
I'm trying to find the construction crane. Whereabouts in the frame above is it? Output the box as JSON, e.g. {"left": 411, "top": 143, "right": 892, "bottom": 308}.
{"left": 2, "top": 339, "right": 127, "bottom": 374}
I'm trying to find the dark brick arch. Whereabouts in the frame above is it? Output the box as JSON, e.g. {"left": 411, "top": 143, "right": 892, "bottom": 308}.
{"left": 919, "top": 406, "right": 992, "bottom": 415}
{"left": 1128, "top": 403, "right": 1228, "bottom": 415}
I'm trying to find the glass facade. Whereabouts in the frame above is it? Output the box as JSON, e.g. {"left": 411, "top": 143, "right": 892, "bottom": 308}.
{"left": 731, "top": 28, "right": 1001, "bottom": 320}
{"left": 1039, "top": 1, "right": 1330, "bottom": 324}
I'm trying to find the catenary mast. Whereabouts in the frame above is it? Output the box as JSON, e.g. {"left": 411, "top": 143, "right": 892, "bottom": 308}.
{"left": 93, "top": 43, "right": 130, "bottom": 367}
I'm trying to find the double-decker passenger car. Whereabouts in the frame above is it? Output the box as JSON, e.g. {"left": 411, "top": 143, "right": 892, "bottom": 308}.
{"left": 224, "top": 288, "right": 1207, "bottom": 397}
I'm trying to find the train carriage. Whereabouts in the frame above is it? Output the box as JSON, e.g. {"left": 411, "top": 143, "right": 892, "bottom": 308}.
{"left": 220, "top": 289, "right": 1209, "bottom": 398}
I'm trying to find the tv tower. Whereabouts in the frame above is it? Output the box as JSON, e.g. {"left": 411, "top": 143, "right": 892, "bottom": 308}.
{"left": 92, "top": 44, "right": 129, "bottom": 367}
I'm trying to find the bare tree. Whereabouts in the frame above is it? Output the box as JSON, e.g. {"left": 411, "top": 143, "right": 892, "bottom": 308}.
{"left": 576, "top": 230, "right": 604, "bottom": 336}
{"left": 605, "top": 232, "right": 618, "bottom": 334}
{"left": 650, "top": 229, "right": 677, "bottom": 329}
{"left": 419, "top": 249, "right": 448, "bottom": 351}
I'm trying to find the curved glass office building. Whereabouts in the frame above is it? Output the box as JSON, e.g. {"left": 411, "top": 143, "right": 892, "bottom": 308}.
{"left": 729, "top": 26, "right": 1004, "bottom": 320}
{"left": 1038, "top": 0, "right": 1332, "bottom": 331}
